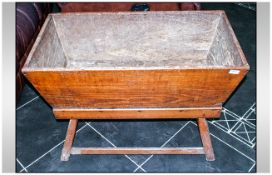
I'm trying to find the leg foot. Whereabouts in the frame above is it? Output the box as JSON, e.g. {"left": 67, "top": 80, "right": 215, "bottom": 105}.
{"left": 61, "top": 149, "right": 70, "bottom": 161}
{"left": 198, "top": 118, "right": 215, "bottom": 161}
{"left": 60, "top": 119, "right": 78, "bottom": 161}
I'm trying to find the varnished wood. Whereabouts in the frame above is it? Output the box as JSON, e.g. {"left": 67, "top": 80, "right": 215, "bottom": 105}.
{"left": 61, "top": 119, "right": 78, "bottom": 161}
{"left": 60, "top": 119, "right": 215, "bottom": 161}
{"left": 198, "top": 118, "right": 215, "bottom": 161}
{"left": 53, "top": 106, "right": 221, "bottom": 119}
{"left": 70, "top": 147, "right": 205, "bottom": 155}
{"left": 22, "top": 11, "right": 249, "bottom": 114}
{"left": 22, "top": 11, "right": 250, "bottom": 161}
{"left": 23, "top": 69, "right": 247, "bottom": 110}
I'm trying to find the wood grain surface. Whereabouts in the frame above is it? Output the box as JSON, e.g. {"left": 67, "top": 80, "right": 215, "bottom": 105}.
{"left": 70, "top": 147, "right": 205, "bottom": 155}
{"left": 61, "top": 119, "right": 77, "bottom": 161}
{"left": 23, "top": 69, "right": 247, "bottom": 109}
{"left": 198, "top": 118, "right": 215, "bottom": 161}
{"left": 22, "top": 11, "right": 249, "bottom": 120}
{"left": 53, "top": 106, "right": 222, "bottom": 119}
{"left": 24, "top": 11, "right": 249, "bottom": 70}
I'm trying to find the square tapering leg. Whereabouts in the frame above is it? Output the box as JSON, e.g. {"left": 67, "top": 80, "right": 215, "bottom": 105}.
{"left": 60, "top": 118, "right": 216, "bottom": 161}
{"left": 61, "top": 119, "right": 78, "bottom": 161}
{"left": 198, "top": 118, "right": 215, "bottom": 161}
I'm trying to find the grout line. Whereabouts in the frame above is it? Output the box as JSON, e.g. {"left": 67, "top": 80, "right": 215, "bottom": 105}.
{"left": 210, "top": 121, "right": 254, "bottom": 148}
{"left": 250, "top": 137, "right": 256, "bottom": 145}
{"left": 242, "top": 103, "right": 256, "bottom": 118}
{"left": 16, "top": 96, "right": 39, "bottom": 110}
{"left": 16, "top": 158, "right": 28, "bottom": 173}
{"left": 133, "top": 121, "right": 190, "bottom": 172}
{"left": 243, "top": 109, "right": 255, "bottom": 120}
{"left": 241, "top": 118, "right": 256, "bottom": 129}
{"left": 220, "top": 108, "right": 245, "bottom": 132}
{"left": 240, "top": 103, "right": 256, "bottom": 118}
{"left": 229, "top": 118, "right": 243, "bottom": 132}
{"left": 190, "top": 121, "right": 255, "bottom": 163}
{"left": 231, "top": 133, "right": 255, "bottom": 148}
{"left": 235, "top": 3, "right": 256, "bottom": 11}
{"left": 19, "top": 123, "right": 88, "bottom": 172}
{"left": 75, "top": 123, "right": 89, "bottom": 134}
{"left": 222, "top": 107, "right": 241, "bottom": 119}
{"left": 213, "top": 119, "right": 242, "bottom": 122}
{"left": 85, "top": 123, "right": 116, "bottom": 147}
{"left": 211, "top": 106, "right": 256, "bottom": 147}
{"left": 248, "top": 163, "right": 256, "bottom": 172}
{"left": 233, "top": 122, "right": 243, "bottom": 133}
{"left": 133, "top": 155, "right": 154, "bottom": 173}
{"left": 223, "top": 110, "right": 231, "bottom": 130}
{"left": 242, "top": 123, "right": 251, "bottom": 143}
{"left": 245, "top": 119, "right": 256, "bottom": 121}
{"left": 230, "top": 122, "right": 243, "bottom": 131}
{"left": 161, "top": 122, "right": 190, "bottom": 147}
{"left": 233, "top": 131, "right": 255, "bottom": 134}
{"left": 222, "top": 107, "right": 255, "bottom": 130}
{"left": 86, "top": 122, "right": 147, "bottom": 173}
{"left": 20, "top": 140, "right": 65, "bottom": 172}
{"left": 124, "top": 155, "right": 146, "bottom": 173}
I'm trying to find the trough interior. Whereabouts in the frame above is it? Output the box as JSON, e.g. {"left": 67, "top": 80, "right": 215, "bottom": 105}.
{"left": 27, "top": 12, "right": 246, "bottom": 69}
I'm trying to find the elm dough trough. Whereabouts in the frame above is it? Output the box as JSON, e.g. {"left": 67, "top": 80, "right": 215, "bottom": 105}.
{"left": 22, "top": 11, "right": 249, "bottom": 161}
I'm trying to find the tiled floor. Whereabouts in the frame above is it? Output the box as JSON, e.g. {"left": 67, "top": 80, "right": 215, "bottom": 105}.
{"left": 16, "top": 3, "right": 256, "bottom": 173}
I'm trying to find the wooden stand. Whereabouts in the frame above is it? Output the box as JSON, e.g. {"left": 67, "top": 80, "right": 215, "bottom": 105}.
{"left": 60, "top": 117, "right": 215, "bottom": 162}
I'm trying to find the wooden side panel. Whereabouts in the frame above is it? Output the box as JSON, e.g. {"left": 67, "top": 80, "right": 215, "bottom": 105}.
{"left": 53, "top": 106, "right": 222, "bottom": 119}
{"left": 23, "top": 69, "right": 247, "bottom": 109}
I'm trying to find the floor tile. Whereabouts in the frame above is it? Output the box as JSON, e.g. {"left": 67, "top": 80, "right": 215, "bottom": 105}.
{"left": 248, "top": 163, "right": 256, "bottom": 173}
{"left": 90, "top": 120, "right": 190, "bottom": 164}
{"left": 224, "top": 70, "right": 256, "bottom": 116}
{"left": 210, "top": 103, "right": 256, "bottom": 149}
{"left": 16, "top": 97, "right": 85, "bottom": 167}
{"left": 16, "top": 160, "right": 24, "bottom": 172}
{"left": 235, "top": 3, "right": 256, "bottom": 11}
{"left": 208, "top": 120, "right": 256, "bottom": 161}
{"left": 27, "top": 127, "right": 137, "bottom": 172}
{"left": 135, "top": 168, "right": 146, "bottom": 173}
{"left": 142, "top": 122, "right": 255, "bottom": 172}
{"left": 16, "top": 83, "right": 39, "bottom": 108}
{"left": 90, "top": 120, "right": 189, "bottom": 147}
{"left": 20, "top": 170, "right": 28, "bottom": 173}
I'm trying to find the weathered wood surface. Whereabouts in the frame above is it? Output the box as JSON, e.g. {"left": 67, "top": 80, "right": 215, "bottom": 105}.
{"left": 23, "top": 11, "right": 249, "bottom": 70}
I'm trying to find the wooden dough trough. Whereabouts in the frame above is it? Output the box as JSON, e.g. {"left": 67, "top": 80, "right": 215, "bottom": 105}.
{"left": 22, "top": 11, "right": 249, "bottom": 161}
